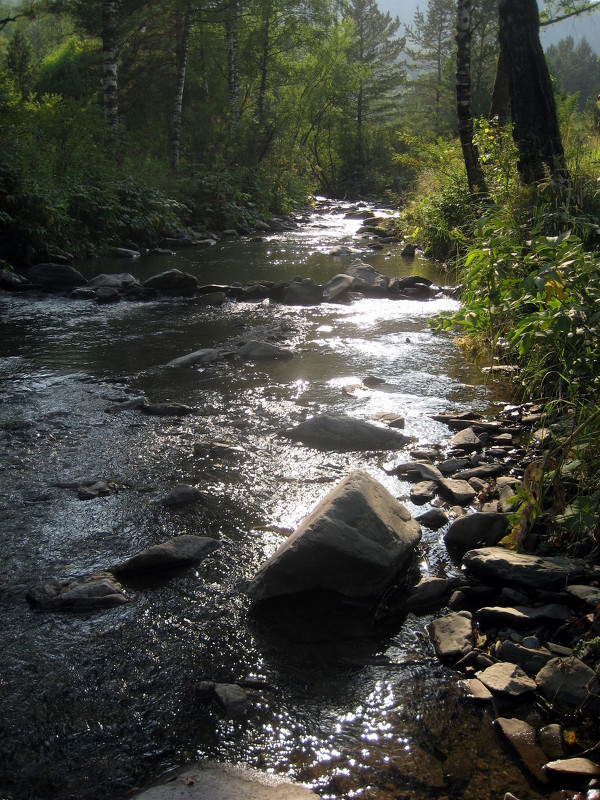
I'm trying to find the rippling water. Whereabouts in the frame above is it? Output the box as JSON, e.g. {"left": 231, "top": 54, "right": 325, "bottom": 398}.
{"left": 0, "top": 202, "right": 532, "bottom": 800}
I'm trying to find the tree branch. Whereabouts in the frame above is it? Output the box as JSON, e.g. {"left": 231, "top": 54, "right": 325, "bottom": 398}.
{"left": 541, "top": 1, "right": 600, "bottom": 27}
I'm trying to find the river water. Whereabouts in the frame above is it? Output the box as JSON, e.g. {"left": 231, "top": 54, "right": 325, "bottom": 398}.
{"left": 0, "top": 202, "right": 533, "bottom": 800}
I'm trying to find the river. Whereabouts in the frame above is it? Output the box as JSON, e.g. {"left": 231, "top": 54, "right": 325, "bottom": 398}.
{"left": 0, "top": 201, "right": 533, "bottom": 800}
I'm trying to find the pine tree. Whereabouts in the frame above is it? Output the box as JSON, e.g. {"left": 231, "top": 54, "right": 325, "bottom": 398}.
{"left": 345, "top": 0, "right": 405, "bottom": 169}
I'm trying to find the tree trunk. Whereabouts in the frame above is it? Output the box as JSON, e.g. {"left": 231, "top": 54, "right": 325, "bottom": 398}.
{"left": 226, "top": 0, "right": 240, "bottom": 162}
{"left": 170, "top": 0, "right": 193, "bottom": 170}
{"left": 257, "top": 0, "right": 271, "bottom": 124}
{"left": 489, "top": 47, "right": 510, "bottom": 124}
{"left": 498, "top": 0, "right": 566, "bottom": 183}
{"left": 456, "top": 0, "right": 487, "bottom": 196}
{"left": 102, "top": 0, "right": 120, "bottom": 134}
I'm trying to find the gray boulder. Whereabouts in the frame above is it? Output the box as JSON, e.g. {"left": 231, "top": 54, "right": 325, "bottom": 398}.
{"left": 112, "top": 534, "right": 220, "bottom": 576}
{"left": 281, "top": 413, "right": 411, "bottom": 451}
{"left": 444, "top": 512, "right": 510, "bottom": 553}
{"left": 401, "top": 576, "right": 456, "bottom": 612}
{"left": 345, "top": 261, "right": 389, "bottom": 295}
{"left": 247, "top": 471, "right": 421, "bottom": 602}
{"left": 27, "top": 572, "right": 127, "bottom": 611}
{"left": 437, "top": 477, "right": 477, "bottom": 505}
{"left": 462, "top": 547, "right": 590, "bottom": 590}
{"left": 29, "top": 263, "right": 87, "bottom": 290}
{"left": 143, "top": 268, "right": 198, "bottom": 295}
{"left": 88, "top": 272, "right": 139, "bottom": 289}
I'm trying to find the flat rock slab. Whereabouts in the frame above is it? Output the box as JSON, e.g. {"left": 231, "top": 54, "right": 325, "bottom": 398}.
{"left": 438, "top": 478, "right": 476, "bottom": 505}
{"left": 428, "top": 610, "right": 474, "bottom": 661}
{"left": 281, "top": 414, "right": 411, "bottom": 451}
{"left": 247, "top": 471, "right": 421, "bottom": 602}
{"left": 477, "top": 662, "right": 536, "bottom": 696}
{"left": 462, "top": 547, "right": 589, "bottom": 590}
{"left": 112, "top": 535, "right": 220, "bottom": 576}
{"left": 476, "top": 604, "right": 573, "bottom": 630}
{"left": 495, "top": 717, "right": 548, "bottom": 784}
{"left": 402, "top": 577, "right": 455, "bottom": 612}
{"left": 27, "top": 572, "right": 128, "bottom": 611}
{"left": 133, "top": 764, "right": 320, "bottom": 799}
{"left": 460, "top": 677, "right": 493, "bottom": 702}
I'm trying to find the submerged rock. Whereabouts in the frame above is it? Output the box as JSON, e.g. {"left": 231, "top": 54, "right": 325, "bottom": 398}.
{"left": 281, "top": 413, "right": 411, "bottom": 451}
{"left": 247, "top": 471, "right": 421, "bottom": 602}
{"left": 112, "top": 534, "right": 220, "bottom": 576}
{"left": 160, "top": 484, "right": 204, "bottom": 507}
{"left": 238, "top": 340, "right": 294, "bottom": 360}
{"left": 27, "top": 572, "right": 128, "bottom": 611}
{"left": 166, "top": 348, "right": 227, "bottom": 368}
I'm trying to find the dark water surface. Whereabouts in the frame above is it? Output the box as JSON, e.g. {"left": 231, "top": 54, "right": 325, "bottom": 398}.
{"left": 0, "top": 203, "right": 533, "bottom": 800}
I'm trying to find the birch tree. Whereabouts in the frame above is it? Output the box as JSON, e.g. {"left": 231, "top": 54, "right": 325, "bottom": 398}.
{"left": 102, "top": 0, "right": 119, "bottom": 133}
{"left": 170, "top": 0, "right": 193, "bottom": 169}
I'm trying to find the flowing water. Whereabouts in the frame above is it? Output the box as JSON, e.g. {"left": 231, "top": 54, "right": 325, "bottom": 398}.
{"left": 0, "top": 202, "right": 535, "bottom": 800}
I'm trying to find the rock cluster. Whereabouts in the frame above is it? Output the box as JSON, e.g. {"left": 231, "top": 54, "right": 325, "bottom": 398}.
{"left": 385, "top": 402, "right": 600, "bottom": 798}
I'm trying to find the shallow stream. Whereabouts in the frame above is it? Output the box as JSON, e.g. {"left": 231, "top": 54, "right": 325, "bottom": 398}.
{"left": 0, "top": 202, "right": 537, "bottom": 800}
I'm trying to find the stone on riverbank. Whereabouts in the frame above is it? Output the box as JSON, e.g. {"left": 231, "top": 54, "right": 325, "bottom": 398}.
{"left": 477, "top": 663, "right": 536, "bottom": 697}
{"left": 462, "top": 547, "right": 590, "bottom": 590}
{"left": 132, "top": 763, "right": 320, "bottom": 800}
{"left": 281, "top": 278, "right": 323, "bottom": 305}
{"left": 27, "top": 572, "right": 128, "bottom": 611}
{"left": 247, "top": 471, "right": 421, "bottom": 602}
{"left": 444, "top": 512, "right": 510, "bottom": 553}
{"left": 535, "top": 656, "right": 600, "bottom": 714}
{"left": 281, "top": 414, "right": 411, "bottom": 451}
{"left": 428, "top": 610, "right": 474, "bottom": 661}
{"left": 88, "top": 272, "right": 140, "bottom": 289}
{"left": 112, "top": 535, "right": 220, "bottom": 576}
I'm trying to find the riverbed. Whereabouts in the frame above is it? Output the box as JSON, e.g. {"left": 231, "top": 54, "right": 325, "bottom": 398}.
{"left": 0, "top": 202, "right": 533, "bottom": 800}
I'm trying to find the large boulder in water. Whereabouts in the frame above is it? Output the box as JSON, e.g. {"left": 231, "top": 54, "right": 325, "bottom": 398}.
{"left": 247, "top": 471, "right": 421, "bottom": 602}
{"left": 28, "top": 263, "right": 87, "bottom": 290}
{"left": 143, "top": 268, "right": 198, "bottom": 295}
{"left": 281, "top": 277, "right": 323, "bottom": 306}
{"left": 281, "top": 413, "right": 411, "bottom": 450}
{"left": 345, "top": 260, "right": 389, "bottom": 296}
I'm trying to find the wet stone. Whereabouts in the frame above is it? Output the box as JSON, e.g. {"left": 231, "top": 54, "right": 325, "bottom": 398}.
{"left": 112, "top": 534, "right": 220, "bottom": 576}
{"left": 438, "top": 477, "right": 477, "bottom": 504}
{"left": 410, "top": 480, "right": 437, "bottom": 504}
{"left": 494, "top": 717, "right": 548, "bottom": 784}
